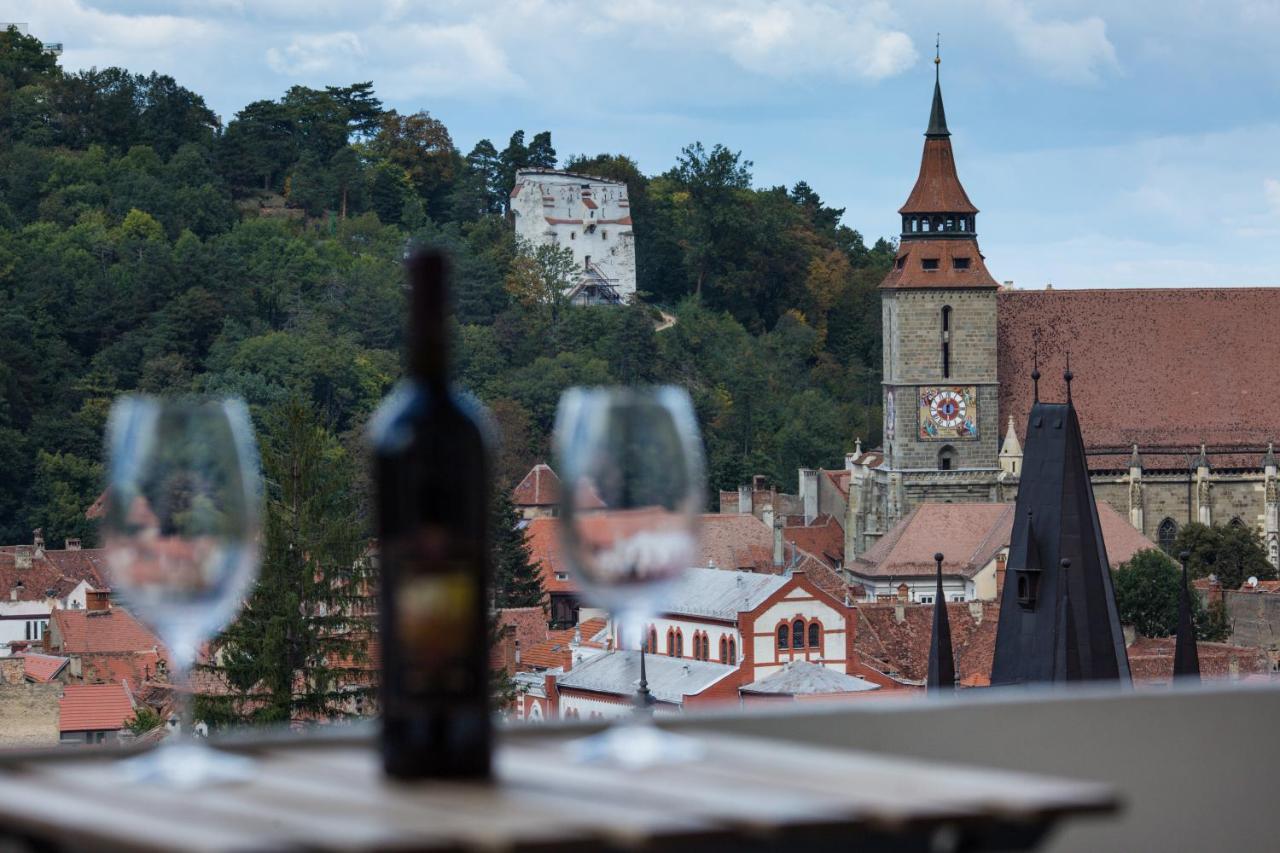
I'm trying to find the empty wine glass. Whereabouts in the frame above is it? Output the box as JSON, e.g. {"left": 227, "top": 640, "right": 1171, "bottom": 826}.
{"left": 553, "top": 386, "right": 704, "bottom": 767}
{"left": 101, "top": 395, "right": 262, "bottom": 786}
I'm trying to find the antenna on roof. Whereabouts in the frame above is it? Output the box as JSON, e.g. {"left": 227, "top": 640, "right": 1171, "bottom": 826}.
{"left": 1064, "top": 351, "right": 1073, "bottom": 402}
{"left": 1031, "top": 340, "right": 1041, "bottom": 403}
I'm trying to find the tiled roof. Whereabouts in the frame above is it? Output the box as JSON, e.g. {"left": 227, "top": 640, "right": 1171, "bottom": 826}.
{"left": 50, "top": 608, "right": 163, "bottom": 655}
{"left": 782, "top": 515, "right": 844, "bottom": 568}
{"left": 697, "top": 514, "right": 775, "bottom": 571}
{"left": 499, "top": 606, "right": 548, "bottom": 655}
{"left": 823, "top": 469, "right": 851, "bottom": 496}
{"left": 15, "top": 652, "right": 68, "bottom": 683}
{"left": 512, "top": 464, "right": 561, "bottom": 507}
{"left": 59, "top": 682, "right": 134, "bottom": 732}
{"left": 856, "top": 601, "right": 999, "bottom": 685}
{"left": 898, "top": 136, "right": 978, "bottom": 215}
{"left": 663, "top": 568, "right": 789, "bottom": 621}
{"left": 880, "top": 239, "right": 998, "bottom": 289}
{"left": 523, "top": 517, "right": 573, "bottom": 594}
{"left": 521, "top": 616, "right": 607, "bottom": 671}
{"left": 740, "top": 660, "right": 879, "bottom": 695}
{"left": 999, "top": 288, "right": 1280, "bottom": 454}
{"left": 1126, "top": 637, "right": 1271, "bottom": 685}
{"left": 80, "top": 651, "right": 167, "bottom": 690}
{"left": 557, "top": 650, "right": 737, "bottom": 704}
{"left": 0, "top": 545, "right": 106, "bottom": 603}
{"left": 852, "top": 501, "right": 1156, "bottom": 580}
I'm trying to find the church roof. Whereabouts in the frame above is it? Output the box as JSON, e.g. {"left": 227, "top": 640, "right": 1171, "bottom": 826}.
{"left": 880, "top": 239, "right": 999, "bottom": 290}
{"left": 899, "top": 137, "right": 978, "bottom": 215}
{"left": 998, "top": 288, "right": 1280, "bottom": 456}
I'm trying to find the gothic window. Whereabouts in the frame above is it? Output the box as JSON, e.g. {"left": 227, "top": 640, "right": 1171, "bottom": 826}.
{"left": 675, "top": 629, "right": 684, "bottom": 657}
{"left": 792, "top": 618, "right": 806, "bottom": 648}
{"left": 648, "top": 625, "right": 658, "bottom": 654}
{"left": 666, "top": 628, "right": 675, "bottom": 656}
{"left": 939, "top": 446, "right": 956, "bottom": 471}
{"left": 1230, "top": 517, "right": 1245, "bottom": 529}
{"left": 777, "top": 623, "right": 789, "bottom": 649}
{"left": 1158, "top": 518, "right": 1179, "bottom": 554}
{"left": 941, "top": 305, "right": 952, "bottom": 378}
{"left": 719, "top": 635, "right": 727, "bottom": 662}
{"left": 729, "top": 637, "right": 737, "bottom": 664}
{"left": 807, "top": 622, "right": 821, "bottom": 651}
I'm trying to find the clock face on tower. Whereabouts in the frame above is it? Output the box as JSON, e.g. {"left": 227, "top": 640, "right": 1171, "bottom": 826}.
{"left": 918, "top": 386, "right": 978, "bottom": 440}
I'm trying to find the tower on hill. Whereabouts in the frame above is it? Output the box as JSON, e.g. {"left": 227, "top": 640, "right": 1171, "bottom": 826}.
{"left": 990, "top": 375, "right": 1131, "bottom": 686}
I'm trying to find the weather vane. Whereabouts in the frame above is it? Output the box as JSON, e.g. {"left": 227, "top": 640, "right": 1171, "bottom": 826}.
{"left": 935, "top": 33, "right": 941, "bottom": 66}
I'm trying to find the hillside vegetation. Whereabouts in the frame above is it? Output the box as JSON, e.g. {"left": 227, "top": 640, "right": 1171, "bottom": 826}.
{"left": 0, "top": 27, "right": 893, "bottom": 546}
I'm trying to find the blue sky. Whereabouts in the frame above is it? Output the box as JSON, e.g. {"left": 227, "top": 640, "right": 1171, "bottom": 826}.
{"left": 10, "top": 1, "right": 1280, "bottom": 289}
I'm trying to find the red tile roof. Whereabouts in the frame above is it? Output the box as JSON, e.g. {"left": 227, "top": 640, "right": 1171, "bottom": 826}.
{"left": 49, "top": 607, "right": 163, "bottom": 655}
{"left": 79, "top": 651, "right": 167, "bottom": 690}
{"left": 856, "top": 601, "right": 999, "bottom": 685}
{"left": 999, "top": 289, "right": 1280, "bottom": 454}
{"left": 880, "top": 239, "right": 998, "bottom": 289}
{"left": 15, "top": 652, "right": 68, "bottom": 683}
{"left": 782, "top": 515, "right": 845, "bottom": 568}
{"left": 853, "top": 501, "right": 1156, "bottom": 579}
{"left": 512, "top": 464, "right": 561, "bottom": 507}
{"left": 899, "top": 136, "right": 979, "bottom": 215}
{"left": 1126, "top": 637, "right": 1271, "bottom": 685}
{"left": 520, "top": 616, "right": 607, "bottom": 671}
{"left": 59, "top": 682, "right": 134, "bottom": 732}
{"left": 0, "top": 545, "right": 107, "bottom": 603}
{"left": 524, "top": 517, "right": 573, "bottom": 594}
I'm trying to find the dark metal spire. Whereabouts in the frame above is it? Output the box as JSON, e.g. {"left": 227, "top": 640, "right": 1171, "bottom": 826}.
{"left": 1032, "top": 341, "right": 1041, "bottom": 403}
{"left": 1173, "top": 551, "right": 1201, "bottom": 682}
{"left": 927, "top": 552, "right": 956, "bottom": 691}
{"left": 926, "top": 36, "right": 950, "bottom": 139}
{"left": 635, "top": 646, "right": 655, "bottom": 715}
{"left": 1064, "top": 351, "right": 1074, "bottom": 402}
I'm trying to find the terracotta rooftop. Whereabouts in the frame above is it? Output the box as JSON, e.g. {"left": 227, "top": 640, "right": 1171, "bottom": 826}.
{"left": 999, "top": 288, "right": 1280, "bottom": 455}
{"left": 79, "top": 651, "right": 168, "bottom": 690}
{"left": 59, "top": 682, "right": 134, "bottom": 732}
{"left": 15, "top": 652, "right": 68, "bottom": 683}
{"left": 49, "top": 607, "right": 163, "bottom": 655}
{"left": 856, "top": 601, "right": 999, "bottom": 686}
{"left": 880, "top": 239, "right": 998, "bottom": 290}
{"left": 512, "top": 464, "right": 561, "bottom": 508}
{"left": 520, "top": 616, "right": 607, "bottom": 671}
{"left": 823, "top": 469, "right": 852, "bottom": 497}
{"left": 1126, "top": 637, "right": 1271, "bottom": 685}
{"left": 782, "top": 515, "right": 844, "bottom": 569}
{"left": 851, "top": 501, "right": 1157, "bottom": 580}
{"left": 523, "top": 517, "right": 574, "bottom": 594}
{"left": 0, "top": 545, "right": 107, "bottom": 603}
{"left": 899, "top": 137, "right": 978, "bottom": 215}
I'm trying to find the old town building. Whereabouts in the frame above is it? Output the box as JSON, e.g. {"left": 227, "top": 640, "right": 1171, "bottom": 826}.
{"left": 509, "top": 169, "right": 637, "bottom": 305}
{"left": 846, "top": 59, "right": 1280, "bottom": 568}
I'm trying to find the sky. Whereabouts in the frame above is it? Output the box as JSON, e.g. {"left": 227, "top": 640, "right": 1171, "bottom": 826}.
{"left": 8, "top": 0, "right": 1280, "bottom": 289}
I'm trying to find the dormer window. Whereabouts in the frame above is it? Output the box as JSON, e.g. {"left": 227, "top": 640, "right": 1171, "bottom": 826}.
{"left": 922, "top": 258, "right": 940, "bottom": 271}
{"left": 953, "top": 257, "right": 970, "bottom": 270}
{"left": 895, "top": 256, "right": 906, "bottom": 270}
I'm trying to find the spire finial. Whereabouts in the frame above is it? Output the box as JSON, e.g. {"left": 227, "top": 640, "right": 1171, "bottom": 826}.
{"left": 1031, "top": 341, "right": 1041, "bottom": 403}
{"left": 935, "top": 33, "right": 941, "bottom": 73}
{"left": 1064, "top": 351, "right": 1073, "bottom": 401}
{"left": 925, "top": 39, "right": 950, "bottom": 138}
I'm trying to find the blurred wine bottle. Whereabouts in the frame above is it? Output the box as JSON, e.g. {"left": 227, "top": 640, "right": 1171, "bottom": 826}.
{"left": 370, "top": 250, "right": 492, "bottom": 780}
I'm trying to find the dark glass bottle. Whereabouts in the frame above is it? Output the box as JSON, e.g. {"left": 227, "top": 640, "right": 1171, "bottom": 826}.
{"left": 371, "top": 251, "right": 492, "bottom": 780}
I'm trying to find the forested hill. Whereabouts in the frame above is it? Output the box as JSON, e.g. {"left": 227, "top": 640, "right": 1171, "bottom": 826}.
{"left": 0, "top": 27, "right": 893, "bottom": 547}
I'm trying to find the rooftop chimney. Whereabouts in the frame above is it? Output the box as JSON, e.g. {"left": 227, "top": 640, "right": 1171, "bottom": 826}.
{"left": 64, "top": 538, "right": 81, "bottom": 551}
{"left": 737, "top": 484, "right": 752, "bottom": 515}
{"left": 32, "top": 528, "right": 44, "bottom": 556}
{"left": 752, "top": 474, "right": 767, "bottom": 491}
{"left": 14, "top": 545, "right": 32, "bottom": 571}
{"left": 772, "top": 513, "right": 785, "bottom": 568}
{"left": 86, "top": 589, "right": 110, "bottom": 612}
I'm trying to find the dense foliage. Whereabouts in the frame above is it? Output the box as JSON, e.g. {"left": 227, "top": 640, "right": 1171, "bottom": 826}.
{"left": 0, "top": 27, "right": 892, "bottom": 552}
{"left": 1113, "top": 549, "right": 1228, "bottom": 641}
{"left": 1173, "top": 522, "right": 1276, "bottom": 592}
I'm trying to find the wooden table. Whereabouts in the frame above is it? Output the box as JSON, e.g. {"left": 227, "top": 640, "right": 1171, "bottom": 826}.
{"left": 0, "top": 729, "right": 1117, "bottom": 852}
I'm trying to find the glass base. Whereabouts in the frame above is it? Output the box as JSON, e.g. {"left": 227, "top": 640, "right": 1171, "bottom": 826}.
{"left": 117, "top": 739, "right": 253, "bottom": 789}
{"left": 567, "top": 721, "right": 704, "bottom": 770}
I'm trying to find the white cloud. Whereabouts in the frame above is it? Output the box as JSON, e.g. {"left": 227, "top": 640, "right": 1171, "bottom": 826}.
{"left": 987, "top": 0, "right": 1118, "bottom": 83}
{"left": 266, "top": 32, "right": 364, "bottom": 76}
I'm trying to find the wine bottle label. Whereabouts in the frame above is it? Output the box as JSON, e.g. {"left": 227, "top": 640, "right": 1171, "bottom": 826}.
{"left": 396, "top": 569, "right": 477, "bottom": 695}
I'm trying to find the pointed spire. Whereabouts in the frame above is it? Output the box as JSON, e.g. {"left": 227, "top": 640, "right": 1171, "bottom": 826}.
{"left": 1173, "top": 551, "right": 1201, "bottom": 682}
{"left": 927, "top": 552, "right": 956, "bottom": 691}
{"left": 1264, "top": 442, "right": 1277, "bottom": 470}
{"left": 1193, "top": 443, "right": 1210, "bottom": 470}
{"left": 635, "top": 646, "right": 655, "bottom": 714}
{"left": 1032, "top": 342, "right": 1041, "bottom": 402}
{"left": 926, "top": 36, "right": 950, "bottom": 138}
{"left": 1130, "top": 444, "right": 1143, "bottom": 470}
{"left": 1000, "top": 415, "right": 1022, "bottom": 457}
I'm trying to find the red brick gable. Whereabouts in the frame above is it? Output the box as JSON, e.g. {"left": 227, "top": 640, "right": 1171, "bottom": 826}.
{"left": 999, "top": 288, "right": 1280, "bottom": 457}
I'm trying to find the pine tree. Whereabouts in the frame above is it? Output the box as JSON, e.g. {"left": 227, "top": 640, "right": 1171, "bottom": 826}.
{"left": 491, "top": 479, "right": 544, "bottom": 608}
{"left": 209, "top": 398, "right": 374, "bottom": 725}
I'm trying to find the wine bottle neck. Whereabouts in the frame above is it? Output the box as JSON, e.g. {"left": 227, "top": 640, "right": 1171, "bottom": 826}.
{"left": 407, "top": 253, "right": 450, "bottom": 389}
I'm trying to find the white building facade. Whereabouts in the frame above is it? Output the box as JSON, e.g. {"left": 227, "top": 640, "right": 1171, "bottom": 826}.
{"left": 510, "top": 169, "right": 637, "bottom": 305}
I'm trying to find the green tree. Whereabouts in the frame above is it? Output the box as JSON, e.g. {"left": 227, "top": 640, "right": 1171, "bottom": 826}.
{"left": 214, "top": 398, "right": 373, "bottom": 724}
{"left": 368, "top": 110, "right": 458, "bottom": 214}
{"left": 0, "top": 25, "right": 60, "bottom": 90}
{"left": 491, "top": 481, "right": 543, "bottom": 608}
{"left": 125, "top": 706, "right": 164, "bottom": 735}
{"left": 1114, "top": 549, "right": 1219, "bottom": 640}
{"left": 1174, "top": 522, "right": 1276, "bottom": 591}
{"left": 526, "top": 131, "right": 556, "bottom": 169}
{"left": 504, "top": 238, "right": 577, "bottom": 324}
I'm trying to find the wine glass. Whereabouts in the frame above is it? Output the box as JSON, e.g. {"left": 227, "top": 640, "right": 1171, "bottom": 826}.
{"left": 553, "top": 386, "right": 704, "bottom": 767}
{"left": 101, "top": 395, "right": 262, "bottom": 786}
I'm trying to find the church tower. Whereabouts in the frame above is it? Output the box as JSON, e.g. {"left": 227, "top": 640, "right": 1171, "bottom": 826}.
{"left": 880, "top": 52, "right": 1000, "bottom": 475}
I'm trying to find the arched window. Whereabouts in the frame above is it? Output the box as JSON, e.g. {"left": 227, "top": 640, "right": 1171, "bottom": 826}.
{"left": 808, "top": 622, "right": 821, "bottom": 651}
{"left": 719, "top": 635, "right": 728, "bottom": 662}
{"left": 728, "top": 637, "right": 737, "bottom": 665}
{"left": 1158, "top": 518, "right": 1179, "bottom": 554}
{"left": 648, "top": 625, "right": 658, "bottom": 654}
{"left": 703, "top": 632, "right": 711, "bottom": 661}
{"left": 693, "top": 632, "right": 703, "bottom": 661}
{"left": 941, "top": 305, "right": 952, "bottom": 378}
{"left": 777, "top": 623, "right": 790, "bottom": 649}
{"left": 666, "top": 628, "right": 675, "bottom": 656}
{"left": 675, "top": 629, "right": 684, "bottom": 658}
{"left": 792, "top": 618, "right": 806, "bottom": 649}
{"left": 1230, "top": 517, "right": 1245, "bottom": 529}
{"left": 939, "top": 445, "right": 956, "bottom": 471}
